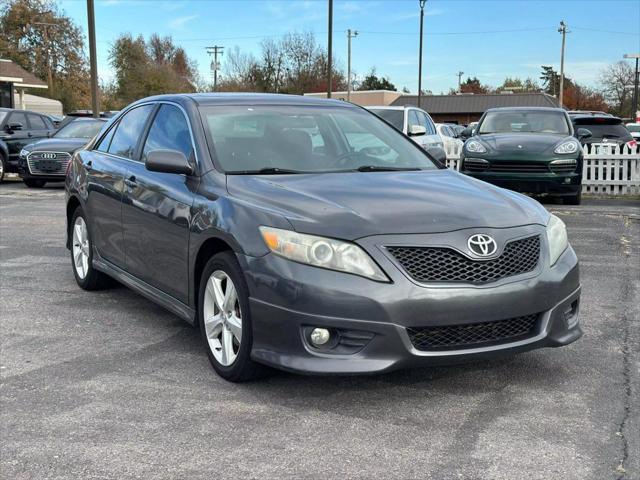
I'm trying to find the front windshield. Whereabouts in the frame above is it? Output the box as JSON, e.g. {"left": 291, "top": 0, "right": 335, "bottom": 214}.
{"left": 200, "top": 105, "right": 438, "bottom": 173}
{"left": 0, "top": 112, "right": 7, "bottom": 124}
{"left": 369, "top": 109, "right": 404, "bottom": 132}
{"left": 54, "top": 119, "right": 104, "bottom": 139}
{"left": 478, "top": 111, "right": 570, "bottom": 135}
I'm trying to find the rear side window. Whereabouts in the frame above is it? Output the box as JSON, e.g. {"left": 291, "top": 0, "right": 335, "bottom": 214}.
{"left": 142, "top": 104, "right": 193, "bottom": 162}
{"left": 107, "top": 105, "right": 154, "bottom": 159}
{"left": 27, "top": 114, "right": 47, "bottom": 130}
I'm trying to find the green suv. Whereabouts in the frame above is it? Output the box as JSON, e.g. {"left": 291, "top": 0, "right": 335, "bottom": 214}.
{"left": 459, "top": 107, "right": 590, "bottom": 205}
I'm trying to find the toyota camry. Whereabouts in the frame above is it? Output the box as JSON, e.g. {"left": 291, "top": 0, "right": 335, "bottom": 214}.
{"left": 65, "top": 93, "right": 581, "bottom": 382}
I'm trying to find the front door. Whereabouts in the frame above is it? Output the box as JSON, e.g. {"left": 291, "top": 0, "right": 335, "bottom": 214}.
{"left": 2, "top": 111, "right": 31, "bottom": 160}
{"left": 122, "top": 103, "right": 197, "bottom": 304}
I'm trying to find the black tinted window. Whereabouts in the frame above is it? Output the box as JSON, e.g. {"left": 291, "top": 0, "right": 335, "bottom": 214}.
{"left": 142, "top": 104, "right": 193, "bottom": 162}
{"left": 8, "top": 112, "right": 27, "bottom": 128}
{"left": 573, "top": 122, "right": 631, "bottom": 141}
{"left": 28, "top": 114, "right": 47, "bottom": 129}
{"left": 107, "top": 105, "right": 154, "bottom": 159}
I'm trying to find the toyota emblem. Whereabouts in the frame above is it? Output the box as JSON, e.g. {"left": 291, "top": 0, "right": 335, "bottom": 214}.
{"left": 468, "top": 234, "right": 498, "bottom": 257}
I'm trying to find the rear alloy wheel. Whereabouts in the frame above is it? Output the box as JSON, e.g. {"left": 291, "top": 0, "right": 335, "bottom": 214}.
{"left": 70, "top": 207, "right": 110, "bottom": 290}
{"left": 24, "top": 179, "right": 46, "bottom": 188}
{"left": 198, "top": 252, "right": 266, "bottom": 382}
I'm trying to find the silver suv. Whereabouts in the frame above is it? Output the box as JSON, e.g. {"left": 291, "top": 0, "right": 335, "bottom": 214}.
{"left": 367, "top": 106, "right": 443, "bottom": 150}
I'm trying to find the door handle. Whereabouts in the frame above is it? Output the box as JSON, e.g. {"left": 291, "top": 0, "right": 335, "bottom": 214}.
{"left": 124, "top": 175, "right": 137, "bottom": 187}
{"left": 27, "top": 133, "right": 33, "bottom": 137}
{"left": 84, "top": 160, "right": 93, "bottom": 171}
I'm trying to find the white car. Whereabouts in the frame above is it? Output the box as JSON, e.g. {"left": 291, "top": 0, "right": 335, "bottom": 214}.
{"left": 367, "top": 106, "right": 443, "bottom": 150}
{"left": 626, "top": 123, "right": 640, "bottom": 141}
{"left": 436, "top": 123, "right": 464, "bottom": 153}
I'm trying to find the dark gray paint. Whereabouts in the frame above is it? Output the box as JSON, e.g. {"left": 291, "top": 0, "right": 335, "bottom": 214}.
{"left": 65, "top": 93, "right": 581, "bottom": 375}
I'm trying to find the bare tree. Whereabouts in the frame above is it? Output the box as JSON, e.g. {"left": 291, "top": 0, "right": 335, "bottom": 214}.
{"left": 600, "top": 61, "right": 634, "bottom": 116}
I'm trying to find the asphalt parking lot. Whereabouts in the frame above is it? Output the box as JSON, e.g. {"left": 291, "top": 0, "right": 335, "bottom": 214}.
{"left": 0, "top": 179, "right": 638, "bottom": 480}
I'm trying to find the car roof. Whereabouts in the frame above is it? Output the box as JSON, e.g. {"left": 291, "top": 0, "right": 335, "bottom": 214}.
{"left": 570, "top": 113, "right": 622, "bottom": 122}
{"left": 132, "top": 93, "right": 356, "bottom": 108}
{"left": 0, "top": 107, "right": 48, "bottom": 115}
{"left": 484, "top": 106, "right": 566, "bottom": 113}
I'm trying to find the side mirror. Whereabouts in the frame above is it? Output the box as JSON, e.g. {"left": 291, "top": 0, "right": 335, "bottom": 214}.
{"left": 7, "top": 122, "right": 23, "bottom": 131}
{"left": 408, "top": 124, "right": 427, "bottom": 137}
{"left": 576, "top": 128, "right": 592, "bottom": 140}
{"left": 460, "top": 127, "right": 473, "bottom": 139}
{"left": 426, "top": 146, "right": 447, "bottom": 165}
{"left": 145, "top": 149, "right": 193, "bottom": 175}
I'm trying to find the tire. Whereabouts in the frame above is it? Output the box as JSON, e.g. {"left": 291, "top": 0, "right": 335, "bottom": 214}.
{"left": 24, "top": 179, "right": 46, "bottom": 188}
{"left": 563, "top": 189, "right": 582, "bottom": 205}
{"left": 198, "top": 251, "right": 266, "bottom": 382}
{"left": 69, "top": 206, "right": 110, "bottom": 290}
{"left": 0, "top": 155, "right": 5, "bottom": 183}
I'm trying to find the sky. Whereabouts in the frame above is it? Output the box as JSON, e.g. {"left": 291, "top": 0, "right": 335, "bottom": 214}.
{"left": 58, "top": 0, "right": 640, "bottom": 94}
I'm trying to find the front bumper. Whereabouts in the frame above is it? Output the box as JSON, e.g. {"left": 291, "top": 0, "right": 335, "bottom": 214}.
{"left": 462, "top": 170, "right": 582, "bottom": 196}
{"left": 18, "top": 155, "right": 66, "bottom": 182}
{"left": 239, "top": 226, "right": 581, "bottom": 375}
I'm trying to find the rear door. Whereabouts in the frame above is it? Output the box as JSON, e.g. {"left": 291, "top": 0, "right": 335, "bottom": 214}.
{"left": 85, "top": 104, "right": 155, "bottom": 269}
{"left": 25, "top": 113, "right": 53, "bottom": 144}
{"left": 121, "top": 103, "right": 197, "bottom": 304}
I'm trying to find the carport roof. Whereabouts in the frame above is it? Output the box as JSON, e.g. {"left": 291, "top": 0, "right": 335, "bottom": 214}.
{"left": 391, "top": 93, "right": 559, "bottom": 114}
{"left": 0, "top": 59, "right": 47, "bottom": 89}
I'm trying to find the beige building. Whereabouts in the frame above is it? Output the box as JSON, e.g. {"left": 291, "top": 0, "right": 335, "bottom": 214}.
{"left": 303, "top": 90, "right": 402, "bottom": 106}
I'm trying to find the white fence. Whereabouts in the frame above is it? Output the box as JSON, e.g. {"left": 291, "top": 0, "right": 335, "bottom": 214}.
{"left": 444, "top": 143, "right": 640, "bottom": 196}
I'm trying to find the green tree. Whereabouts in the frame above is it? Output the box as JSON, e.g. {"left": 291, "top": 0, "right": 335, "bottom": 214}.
{"left": 357, "top": 68, "right": 396, "bottom": 91}
{"left": 0, "top": 0, "right": 90, "bottom": 111}
{"left": 459, "top": 77, "right": 489, "bottom": 94}
{"left": 540, "top": 66, "right": 560, "bottom": 96}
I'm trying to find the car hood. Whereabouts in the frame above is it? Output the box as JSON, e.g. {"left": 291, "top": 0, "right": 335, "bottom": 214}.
{"left": 474, "top": 133, "right": 570, "bottom": 155}
{"left": 24, "top": 138, "right": 88, "bottom": 153}
{"left": 227, "top": 169, "right": 549, "bottom": 239}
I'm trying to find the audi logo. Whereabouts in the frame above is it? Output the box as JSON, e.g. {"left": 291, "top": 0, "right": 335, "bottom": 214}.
{"left": 40, "top": 153, "right": 58, "bottom": 159}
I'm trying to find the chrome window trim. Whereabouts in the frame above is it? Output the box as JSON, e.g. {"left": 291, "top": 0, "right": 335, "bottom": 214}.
{"left": 91, "top": 100, "right": 201, "bottom": 173}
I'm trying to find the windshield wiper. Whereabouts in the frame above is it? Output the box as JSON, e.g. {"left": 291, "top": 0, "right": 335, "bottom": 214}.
{"left": 354, "top": 165, "right": 422, "bottom": 172}
{"left": 226, "top": 167, "right": 305, "bottom": 175}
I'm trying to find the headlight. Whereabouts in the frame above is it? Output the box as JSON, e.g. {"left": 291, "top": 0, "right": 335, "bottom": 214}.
{"left": 546, "top": 214, "right": 568, "bottom": 266}
{"left": 259, "top": 226, "right": 388, "bottom": 281}
{"left": 554, "top": 140, "right": 579, "bottom": 154}
{"left": 466, "top": 140, "right": 487, "bottom": 154}
{"left": 19, "top": 149, "right": 29, "bottom": 158}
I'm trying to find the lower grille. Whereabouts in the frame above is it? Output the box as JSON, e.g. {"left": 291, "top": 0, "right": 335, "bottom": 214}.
{"left": 488, "top": 161, "right": 549, "bottom": 173}
{"left": 407, "top": 313, "right": 541, "bottom": 351}
{"left": 27, "top": 152, "right": 71, "bottom": 176}
{"left": 387, "top": 235, "right": 540, "bottom": 284}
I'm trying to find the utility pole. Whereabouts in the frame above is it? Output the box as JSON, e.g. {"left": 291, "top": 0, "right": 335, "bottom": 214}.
{"left": 327, "top": 0, "right": 333, "bottom": 98}
{"left": 624, "top": 54, "right": 640, "bottom": 120}
{"left": 206, "top": 46, "right": 224, "bottom": 91}
{"left": 86, "top": 0, "right": 99, "bottom": 118}
{"left": 456, "top": 71, "right": 464, "bottom": 93}
{"left": 417, "top": 0, "right": 426, "bottom": 108}
{"left": 346, "top": 29, "right": 358, "bottom": 101}
{"left": 558, "top": 21, "right": 568, "bottom": 108}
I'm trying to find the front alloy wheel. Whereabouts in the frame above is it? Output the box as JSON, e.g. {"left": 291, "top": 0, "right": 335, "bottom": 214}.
{"left": 198, "top": 251, "right": 265, "bottom": 382}
{"left": 203, "top": 270, "right": 243, "bottom": 366}
{"left": 72, "top": 216, "right": 90, "bottom": 279}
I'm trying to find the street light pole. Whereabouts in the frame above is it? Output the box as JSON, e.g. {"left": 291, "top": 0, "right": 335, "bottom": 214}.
{"left": 623, "top": 54, "right": 640, "bottom": 120}
{"left": 457, "top": 71, "right": 464, "bottom": 93}
{"left": 558, "top": 21, "right": 568, "bottom": 108}
{"left": 86, "top": 0, "right": 99, "bottom": 118}
{"left": 417, "top": 0, "right": 426, "bottom": 108}
{"left": 327, "top": 0, "right": 333, "bottom": 98}
{"left": 347, "top": 29, "right": 358, "bottom": 102}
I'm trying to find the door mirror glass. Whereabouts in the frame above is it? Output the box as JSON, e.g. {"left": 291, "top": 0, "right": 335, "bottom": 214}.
{"left": 7, "top": 122, "right": 23, "bottom": 131}
{"left": 425, "top": 146, "right": 447, "bottom": 165}
{"left": 576, "top": 128, "right": 592, "bottom": 140}
{"left": 408, "top": 124, "right": 427, "bottom": 137}
{"left": 145, "top": 149, "right": 193, "bottom": 175}
{"left": 460, "top": 127, "right": 473, "bottom": 139}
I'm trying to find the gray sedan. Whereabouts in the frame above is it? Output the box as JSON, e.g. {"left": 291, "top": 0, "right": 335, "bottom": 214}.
{"left": 64, "top": 93, "right": 581, "bottom": 381}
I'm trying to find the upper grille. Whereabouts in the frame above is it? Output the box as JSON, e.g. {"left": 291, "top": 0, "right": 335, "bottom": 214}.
{"left": 407, "top": 313, "right": 540, "bottom": 351}
{"left": 27, "top": 152, "right": 71, "bottom": 176}
{"left": 387, "top": 235, "right": 540, "bottom": 284}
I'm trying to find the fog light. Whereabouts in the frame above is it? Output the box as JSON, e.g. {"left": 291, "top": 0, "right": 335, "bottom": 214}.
{"left": 310, "top": 328, "right": 331, "bottom": 346}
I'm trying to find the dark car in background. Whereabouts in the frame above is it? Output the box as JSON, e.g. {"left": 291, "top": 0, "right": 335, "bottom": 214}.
{"left": 65, "top": 93, "right": 581, "bottom": 382}
{"left": 570, "top": 113, "right": 636, "bottom": 149}
{"left": 460, "top": 107, "right": 586, "bottom": 204}
{"left": 0, "top": 107, "right": 56, "bottom": 181}
{"left": 18, "top": 117, "right": 106, "bottom": 187}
